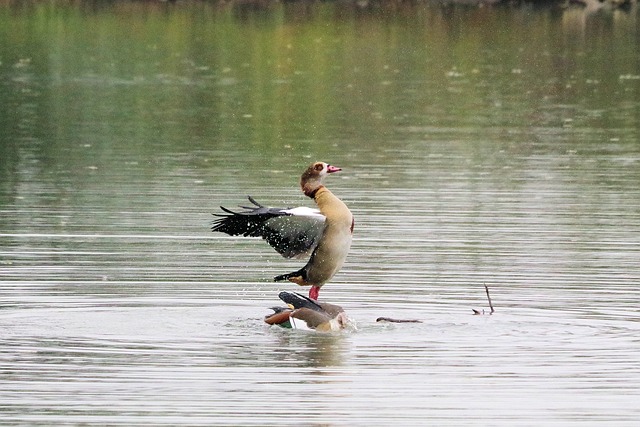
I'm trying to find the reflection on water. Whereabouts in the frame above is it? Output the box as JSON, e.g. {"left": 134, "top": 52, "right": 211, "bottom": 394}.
{"left": 1, "top": 1, "right": 640, "bottom": 425}
{"left": 265, "top": 328, "right": 350, "bottom": 368}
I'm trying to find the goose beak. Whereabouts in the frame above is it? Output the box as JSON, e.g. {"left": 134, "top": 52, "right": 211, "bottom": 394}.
{"left": 326, "top": 165, "right": 342, "bottom": 173}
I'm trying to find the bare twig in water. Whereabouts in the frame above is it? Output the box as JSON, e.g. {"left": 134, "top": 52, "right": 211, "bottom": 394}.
{"left": 485, "top": 284, "right": 495, "bottom": 314}
{"left": 472, "top": 284, "right": 495, "bottom": 315}
{"left": 376, "top": 317, "right": 422, "bottom": 323}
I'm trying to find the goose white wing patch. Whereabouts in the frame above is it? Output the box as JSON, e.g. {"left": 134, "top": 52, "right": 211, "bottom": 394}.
{"left": 282, "top": 207, "right": 324, "bottom": 219}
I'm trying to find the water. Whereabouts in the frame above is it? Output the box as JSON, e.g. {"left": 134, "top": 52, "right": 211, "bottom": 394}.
{"left": 1, "top": 1, "right": 640, "bottom": 425}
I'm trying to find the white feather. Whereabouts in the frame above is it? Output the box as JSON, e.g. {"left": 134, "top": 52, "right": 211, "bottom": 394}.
{"left": 289, "top": 316, "right": 312, "bottom": 331}
{"left": 282, "top": 207, "right": 325, "bottom": 220}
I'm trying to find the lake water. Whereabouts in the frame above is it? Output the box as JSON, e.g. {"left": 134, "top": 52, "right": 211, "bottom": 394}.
{"left": 1, "top": 1, "right": 639, "bottom": 425}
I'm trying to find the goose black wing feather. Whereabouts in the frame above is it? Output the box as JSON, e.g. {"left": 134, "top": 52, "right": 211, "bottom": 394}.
{"left": 212, "top": 197, "right": 282, "bottom": 236}
{"left": 211, "top": 196, "right": 325, "bottom": 259}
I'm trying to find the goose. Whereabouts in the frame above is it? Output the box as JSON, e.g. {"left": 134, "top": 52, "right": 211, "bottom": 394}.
{"left": 211, "top": 161, "right": 354, "bottom": 300}
{"left": 265, "top": 291, "right": 348, "bottom": 331}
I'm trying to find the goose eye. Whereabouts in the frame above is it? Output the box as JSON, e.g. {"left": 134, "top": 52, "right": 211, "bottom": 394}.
{"left": 314, "top": 163, "right": 324, "bottom": 172}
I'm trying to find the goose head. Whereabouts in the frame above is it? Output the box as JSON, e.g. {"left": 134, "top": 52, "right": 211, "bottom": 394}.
{"left": 300, "top": 161, "right": 341, "bottom": 198}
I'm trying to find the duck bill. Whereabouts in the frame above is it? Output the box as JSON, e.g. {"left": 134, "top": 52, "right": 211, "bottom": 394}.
{"left": 326, "top": 165, "right": 342, "bottom": 173}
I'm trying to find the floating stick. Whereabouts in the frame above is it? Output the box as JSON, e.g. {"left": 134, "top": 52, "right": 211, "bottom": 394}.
{"left": 485, "top": 284, "right": 495, "bottom": 314}
{"left": 376, "top": 317, "right": 422, "bottom": 323}
{"left": 472, "top": 284, "right": 495, "bottom": 315}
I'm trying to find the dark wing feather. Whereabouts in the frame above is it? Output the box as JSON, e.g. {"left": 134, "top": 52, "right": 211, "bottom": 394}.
{"left": 277, "top": 291, "right": 344, "bottom": 316}
{"left": 211, "top": 196, "right": 325, "bottom": 259}
{"left": 278, "top": 291, "right": 324, "bottom": 312}
{"left": 211, "top": 196, "right": 281, "bottom": 236}
{"left": 261, "top": 215, "right": 324, "bottom": 258}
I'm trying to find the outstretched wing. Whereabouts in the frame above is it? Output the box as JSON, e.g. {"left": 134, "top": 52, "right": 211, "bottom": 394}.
{"left": 211, "top": 196, "right": 325, "bottom": 259}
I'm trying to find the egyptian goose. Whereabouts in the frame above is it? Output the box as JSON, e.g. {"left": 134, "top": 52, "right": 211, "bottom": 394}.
{"left": 265, "top": 291, "right": 348, "bottom": 331}
{"left": 211, "top": 161, "right": 354, "bottom": 300}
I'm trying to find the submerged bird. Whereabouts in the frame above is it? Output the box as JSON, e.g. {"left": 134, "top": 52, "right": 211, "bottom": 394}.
{"left": 265, "top": 291, "right": 348, "bottom": 332}
{"left": 211, "top": 161, "right": 354, "bottom": 300}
